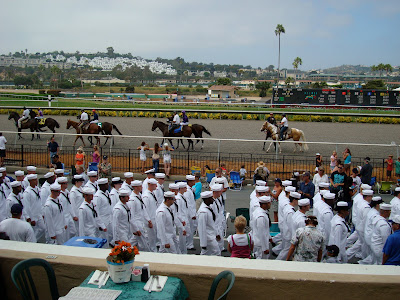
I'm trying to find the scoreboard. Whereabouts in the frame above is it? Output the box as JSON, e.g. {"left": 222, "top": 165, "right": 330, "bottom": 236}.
{"left": 272, "top": 88, "right": 400, "bottom": 106}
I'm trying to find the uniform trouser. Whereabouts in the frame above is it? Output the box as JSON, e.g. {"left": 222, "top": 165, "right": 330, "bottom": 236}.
{"left": 200, "top": 239, "right": 221, "bottom": 256}
{"left": 372, "top": 247, "right": 383, "bottom": 265}
{"left": 100, "top": 222, "right": 113, "bottom": 247}
{"left": 346, "top": 229, "right": 365, "bottom": 259}
{"left": 217, "top": 226, "right": 225, "bottom": 251}
{"left": 272, "top": 232, "right": 282, "bottom": 243}
{"left": 65, "top": 216, "right": 76, "bottom": 240}
{"left": 186, "top": 218, "right": 196, "bottom": 248}
{"left": 254, "top": 246, "right": 269, "bottom": 259}
{"left": 159, "top": 236, "right": 180, "bottom": 254}
{"left": 133, "top": 231, "right": 151, "bottom": 252}
{"left": 347, "top": 230, "right": 358, "bottom": 246}
{"left": 358, "top": 242, "right": 374, "bottom": 264}
{"left": 146, "top": 223, "right": 157, "bottom": 252}
{"left": 48, "top": 228, "right": 66, "bottom": 245}
{"left": 178, "top": 226, "right": 188, "bottom": 254}
{"left": 32, "top": 218, "right": 46, "bottom": 242}
{"left": 276, "top": 239, "right": 291, "bottom": 260}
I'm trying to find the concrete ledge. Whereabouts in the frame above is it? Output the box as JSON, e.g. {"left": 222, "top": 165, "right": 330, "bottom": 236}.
{"left": 1, "top": 241, "right": 400, "bottom": 300}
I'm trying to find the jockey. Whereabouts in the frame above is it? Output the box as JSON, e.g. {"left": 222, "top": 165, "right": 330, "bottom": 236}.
{"left": 18, "top": 107, "right": 30, "bottom": 128}
{"left": 267, "top": 112, "right": 276, "bottom": 126}
{"left": 279, "top": 113, "right": 289, "bottom": 141}
{"left": 36, "top": 108, "right": 44, "bottom": 119}
{"left": 79, "top": 109, "right": 89, "bottom": 133}
{"left": 169, "top": 111, "right": 180, "bottom": 134}
{"left": 180, "top": 111, "right": 189, "bottom": 125}
{"left": 90, "top": 109, "right": 99, "bottom": 124}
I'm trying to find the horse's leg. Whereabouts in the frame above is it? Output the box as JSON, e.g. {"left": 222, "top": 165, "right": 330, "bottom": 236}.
{"left": 96, "top": 136, "right": 100, "bottom": 145}
{"left": 30, "top": 128, "right": 34, "bottom": 141}
{"left": 169, "top": 139, "right": 174, "bottom": 149}
{"left": 180, "top": 139, "right": 186, "bottom": 149}
{"left": 18, "top": 128, "right": 22, "bottom": 139}
{"left": 104, "top": 136, "right": 109, "bottom": 146}
{"left": 263, "top": 136, "right": 267, "bottom": 151}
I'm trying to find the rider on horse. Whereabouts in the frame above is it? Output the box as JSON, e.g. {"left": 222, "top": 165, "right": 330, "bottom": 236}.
{"left": 181, "top": 111, "right": 189, "bottom": 125}
{"left": 169, "top": 111, "right": 180, "bottom": 134}
{"left": 267, "top": 112, "right": 277, "bottom": 126}
{"left": 36, "top": 108, "right": 44, "bottom": 119}
{"left": 79, "top": 109, "right": 89, "bottom": 133}
{"left": 278, "top": 113, "right": 289, "bottom": 141}
{"left": 18, "top": 107, "right": 30, "bottom": 128}
{"left": 90, "top": 109, "right": 99, "bottom": 124}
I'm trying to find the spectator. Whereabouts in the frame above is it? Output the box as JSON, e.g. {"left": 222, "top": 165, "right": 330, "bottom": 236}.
{"left": 137, "top": 141, "right": 149, "bottom": 174}
{"left": 395, "top": 156, "right": 400, "bottom": 181}
{"left": 0, "top": 204, "right": 36, "bottom": 243}
{"left": 162, "top": 143, "right": 174, "bottom": 178}
{"left": 98, "top": 155, "right": 112, "bottom": 181}
{"left": 227, "top": 216, "right": 253, "bottom": 258}
{"left": 0, "top": 133, "right": 7, "bottom": 167}
{"left": 332, "top": 159, "right": 342, "bottom": 173}
{"left": 330, "top": 151, "right": 337, "bottom": 171}
{"left": 150, "top": 143, "right": 162, "bottom": 173}
{"left": 92, "top": 145, "right": 100, "bottom": 164}
{"left": 313, "top": 166, "right": 329, "bottom": 193}
{"left": 220, "top": 163, "right": 227, "bottom": 176}
{"left": 267, "top": 113, "right": 277, "bottom": 126}
{"left": 271, "top": 178, "right": 283, "bottom": 222}
{"left": 193, "top": 173, "right": 202, "bottom": 210}
{"left": 343, "top": 148, "right": 352, "bottom": 175}
{"left": 253, "top": 161, "right": 270, "bottom": 185}
{"left": 287, "top": 216, "right": 325, "bottom": 262}
{"left": 51, "top": 154, "right": 63, "bottom": 169}
{"left": 239, "top": 164, "right": 247, "bottom": 181}
{"left": 382, "top": 215, "right": 400, "bottom": 265}
{"left": 360, "top": 157, "right": 373, "bottom": 185}
{"left": 330, "top": 163, "right": 347, "bottom": 194}
{"left": 75, "top": 146, "right": 86, "bottom": 169}
{"left": 316, "top": 153, "right": 323, "bottom": 168}
{"left": 299, "top": 172, "right": 315, "bottom": 206}
{"left": 47, "top": 137, "right": 59, "bottom": 165}
{"left": 384, "top": 154, "right": 394, "bottom": 181}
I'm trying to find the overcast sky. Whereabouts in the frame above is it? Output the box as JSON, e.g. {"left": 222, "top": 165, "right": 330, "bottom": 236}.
{"left": 1, "top": 0, "right": 399, "bottom": 70}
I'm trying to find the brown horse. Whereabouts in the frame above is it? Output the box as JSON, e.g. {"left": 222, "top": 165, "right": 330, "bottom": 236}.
{"left": 66, "top": 119, "right": 101, "bottom": 146}
{"left": 8, "top": 111, "right": 37, "bottom": 140}
{"left": 151, "top": 120, "right": 194, "bottom": 150}
{"left": 87, "top": 122, "right": 123, "bottom": 146}
{"left": 260, "top": 121, "right": 308, "bottom": 153}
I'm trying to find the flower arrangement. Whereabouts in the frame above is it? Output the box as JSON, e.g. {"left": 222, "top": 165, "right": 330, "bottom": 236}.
{"left": 109, "top": 241, "right": 139, "bottom": 264}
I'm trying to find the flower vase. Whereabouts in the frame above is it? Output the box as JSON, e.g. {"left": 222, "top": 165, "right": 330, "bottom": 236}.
{"left": 106, "top": 256, "right": 134, "bottom": 283}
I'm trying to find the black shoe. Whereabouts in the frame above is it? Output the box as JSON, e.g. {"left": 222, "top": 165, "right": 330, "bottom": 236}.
{"left": 221, "top": 249, "right": 228, "bottom": 252}
{"left": 187, "top": 248, "right": 196, "bottom": 251}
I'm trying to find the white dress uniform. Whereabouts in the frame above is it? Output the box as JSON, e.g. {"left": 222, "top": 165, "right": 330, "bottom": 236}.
{"left": 2, "top": 179, "right": 12, "bottom": 198}
{"left": 6, "top": 192, "right": 27, "bottom": 220}
{"left": 23, "top": 185, "right": 45, "bottom": 241}
{"left": 142, "top": 189, "right": 158, "bottom": 252}
{"left": 359, "top": 207, "right": 380, "bottom": 264}
{"left": 370, "top": 215, "right": 392, "bottom": 264}
{"left": 78, "top": 201, "right": 105, "bottom": 237}
{"left": 0, "top": 218, "right": 36, "bottom": 242}
{"left": 109, "top": 188, "right": 120, "bottom": 210}
{"left": 19, "top": 180, "right": 28, "bottom": 192}
{"left": 69, "top": 186, "right": 84, "bottom": 232}
{"left": 329, "top": 214, "right": 350, "bottom": 263}
{"left": 40, "top": 181, "right": 51, "bottom": 206}
{"left": 171, "top": 200, "right": 186, "bottom": 248}
{"left": 312, "top": 192, "right": 324, "bottom": 221}
{"left": 176, "top": 193, "right": 191, "bottom": 254}
{"left": 184, "top": 187, "right": 197, "bottom": 249}
{"left": 156, "top": 202, "right": 180, "bottom": 253}
{"left": 213, "top": 196, "right": 225, "bottom": 251}
{"left": 93, "top": 190, "right": 113, "bottom": 243}
{"left": 112, "top": 201, "right": 136, "bottom": 244}
{"left": 85, "top": 181, "right": 98, "bottom": 192}
{"left": 0, "top": 184, "right": 8, "bottom": 222}
{"left": 142, "top": 178, "right": 150, "bottom": 192}
{"left": 154, "top": 183, "right": 165, "bottom": 207}
{"left": 60, "top": 190, "right": 77, "bottom": 240}
{"left": 128, "top": 192, "right": 151, "bottom": 252}
{"left": 276, "top": 204, "right": 296, "bottom": 260}
{"left": 292, "top": 210, "right": 307, "bottom": 234}
{"left": 252, "top": 207, "right": 270, "bottom": 259}
{"left": 121, "top": 182, "right": 134, "bottom": 195}
{"left": 210, "top": 176, "right": 229, "bottom": 199}
{"left": 351, "top": 192, "right": 363, "bottom": 227}
{"left": 356, "top": 199, "right": 371, "bottom": 259}
{"left": 389, "top": 196, "right": 400, "bottom": 220}
{"left": 197, "top": 202, "right": 221, "bottom": 256}
{"left": 44, "top": 196, "right": 66, "bottom": 245}
{"left": 318, "top": 202, "right": 334, "bottom": 242}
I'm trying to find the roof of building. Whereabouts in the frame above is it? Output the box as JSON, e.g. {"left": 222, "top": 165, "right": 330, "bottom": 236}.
{"left": 209, "top": 85, "right": 237, "bottom": 91}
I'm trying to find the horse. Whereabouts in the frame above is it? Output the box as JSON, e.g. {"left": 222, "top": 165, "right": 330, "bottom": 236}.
{"left": 66, "top": 119, "right": 101, "bottom": 146}
{"left": 151, "top": 120, "right": 194, "bottom": 150}
{"left": 166, "top": 116, "right": 212, "bottom": 149}
{"left": 29, "top": 110, "right": 60, "bottom": 137}
{"left": 88, "top": 122, "right": 123, "bottom": 146}
{"left": 260, "top": 121, "right": 308, "bottom": 153}
{"left": 8, "top": 111, "right": 38, "bottom": 140}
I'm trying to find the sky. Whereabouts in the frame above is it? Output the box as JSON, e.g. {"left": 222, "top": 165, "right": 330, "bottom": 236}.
{"left": 1, "top": 0, "right": 399, "bottom": 70}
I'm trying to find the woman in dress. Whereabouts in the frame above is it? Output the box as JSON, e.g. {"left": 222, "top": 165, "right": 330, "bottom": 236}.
{"left": 92, "top": 145, "right": 100, "bottom": 164}
{"left": 162, "top": 143, "right": 174, "bottom": 178}
{"left": 137, "top": 141, "right": 149, "bottom": 174}
{"left": 330, "top": 151, "right": 337, "bottom": 171}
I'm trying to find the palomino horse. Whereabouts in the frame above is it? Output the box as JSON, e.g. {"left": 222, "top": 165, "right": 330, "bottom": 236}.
{"left": 260, "top": 121, "right": 308, "bottom": 153}
{"left": 66, "top": 119, "right": 101, "bottom": 146}
{"left": 151, "top": 120, "right": 194, "bottom": 150}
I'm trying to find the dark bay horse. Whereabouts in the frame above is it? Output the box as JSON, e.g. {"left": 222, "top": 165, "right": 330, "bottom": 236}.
{"left": 151, "top": 120, "right": 194, "bottom": 150}
{"left": 66, "top": 119, "right": 101, "bottom": 146}
{"left": 29, "top": 110, "right": 60, "bottom": 136}
{"left": 8, "top": 111, "right": 37, "bottom": 140}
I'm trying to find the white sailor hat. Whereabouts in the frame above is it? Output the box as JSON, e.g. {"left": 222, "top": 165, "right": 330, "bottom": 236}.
{"left": 14, "top": 170, "right": 24, "bottom": 176}
{"left": 148, "top": 178, "right": 158, "bottom": 185}
{"left": 164, "top": 191, "right": 175, "bottom": 198}
{"left": 178, "top": 182, "right": 187, "bottom": 189}
{"left": 131, "top": 180, "right": 142, "bottom": 187}
{"left": 97, "top": 178, "right": 108, "bottom": 185}
{"left": 50, "top": 183, "right": 61, "bottom": 191}
{"left": 372, "top": 196, "right": 382, "bottom": 202}
{"left": 285, "top": 186, "right": 296, "bottom": 192}
{"left": 118, "top": 189, "right": 131, "bottom": 196}
{"left": 282, "top": 180, "right": 292, "bottom": 187}
{"left": 155, "top": 173, "right": 166, "bottom": 179}
{"left": 256, "top": 180, "right": 267, "bottom": 186}
{"left": 323, "top": 192, "right": 336, "bottom": 200}
{"left": 201, "top": 191, "right": 213, "bottom": 199}
{"left": 186, "top": 175, "right": 195, "bottom": 181}
{"left": 54, "top": 169, "right": 64, "bottom": 175}
{"left": 73, "top": 174, "right": 84, "bottom": 180}
{"left": 362, "top": 190, "right": 373, "bottom": 196}
{"left": 124, "top": 172, "right": 134, "bottom": 178}
{"left": 380, "top": 203, "right": 392, "bottom": 211}
{"left": 290, "top": 191, "right": 301, "bottom": 199}
{"left": 27, "top": 166, "right": 36, "bottom": 172}
{"left": 258, "top": 196, "right": 272, "bottom": 203}
{"left": 293, "top": 172, "right": 300, "bottom": 176}
{"left": 361, "top": 184, "right": 372, "bottom": 190}
{"left": 319, "top": 182, "right": 330, "bottom": 188}
{"left": 336, "top": 201, "right": 349, "bottom": 208}
{"left": 316, "top": 153, "right": 320, "bottom": 156}
{"left": 211, "top": 184, "right": 223, "bottom": 192}
{"left": 43, "top": 172, "right": 54, "bottom": 179}
{"left": 0, "top": 167, "right": 6, "bottom": 172}
{"left": 26, "top": 174, "right": 37, "bottom": 180}
{"left": 10, "top": 181, "right": 21, "bottom": 188}
{"left": 392, "top": 215, "right": 400, "bottom": 224}
{"left": 82, "top": 187, "right": 95, "bottom": 195}
{"left": 395, "top": 187, "right": 400, "bottom": 192}
{"left": 87, "top": 171, "right": 98, "bottom": 177}
{"left": 256, "top": 186, "right": 268, "bottom": 193}
{"left": 145, "top": 168, "right": 155, "bottom": 174}
{"left": 298, "top": 198, "right": 310, "bottom": 206}
{"left": 320, "top": 189, "right": 329, "bottom": 196}
{"left": 112, "top": 177, "right": 123, "bottom": 184}
{"left": 57, "top": 177, "right": 68, "bottom": 184}
{"left": 169, "top": 183, "right": 179, "bottom": 190}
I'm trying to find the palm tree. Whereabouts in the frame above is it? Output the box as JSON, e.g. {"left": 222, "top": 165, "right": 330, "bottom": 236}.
{"left": 377, "top": 63, "right": 385, "bottom": 78}
{"left": 292, "top": 57, "right": 302, "bottom": 87}
{"left": 384, "top": 64, "right": 393, "bottom": 76}
{"left": 275, "top": 24, "right": 285, "bottom": 86}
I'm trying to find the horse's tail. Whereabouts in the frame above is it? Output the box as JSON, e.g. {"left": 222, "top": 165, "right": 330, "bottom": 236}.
{"left": 202, "top": 126, "right": 211, "bottom": 136}
{"left": 300, "top": 130, "right": 308, "bottom": 151}
{"left": 113, "top": 124, "right": 123, "bottom": 135}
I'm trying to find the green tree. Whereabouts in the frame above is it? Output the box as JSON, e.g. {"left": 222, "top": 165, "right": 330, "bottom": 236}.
{"left": 363, "top": 80, "right": 386, "bottom": 89}
{"left": 216, "top": 77, "right": 232, "bottom": 85}
{"left": 255, "top": 81, "right": 271, "bottom": 97}
{"left": 107, "top": 47, "right": 114, "bottom": 57}
{"left": 285, "top": 77, "right": 294, "bottom": 87}
{"left": 292, "top": 57, "right": 302, "bottom": 86}
{"left": 14, "top": 75, "right": 33, "bottom": 87}
{"left": 50, "top": 65, "right": 61, "bottom": 88}
{"left": 204, "top": 72, "right": 210, "bottom": 78}
{"left": 267, "top": 65, "right": 274, "bottom": 72}
{"left": 384, "top": 64, "right": 393, "bottom": 76}
{"left": 275, "top": 24, "right": 285, "bottom": 84}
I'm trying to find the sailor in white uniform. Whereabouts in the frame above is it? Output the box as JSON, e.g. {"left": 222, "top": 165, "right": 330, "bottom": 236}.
{"left": 0, "top": 204, "right": 36, "bottom": 243}
{"left": 250, "top": 185, "right": 268, "bottom": 225}
{"left": 142, "top": 168, "right": 156, "bottom": 192}
{"left": 154, "top": 173, "right": 166, "bottom": 207}
{"left": 250, "top": 180, "right": 267, "bottom": 201}
{"left": 69, "top": 175, "right": 85, "bottom": 233}
{"left": 109, "top": 177, "right": 123, "bottom": 210}
{"left": 43, "top": 183, "right": 67, "bottom": 245}
{"left": 40, "top": 172, "right": 56, "bottom": 206}
{"left": 252, "top": 195, "right": 272, "bottom": 259}
{"left": 79, "top": 187, "right": 106, "bottom": 237}
{"left": 317, "top": 192, "right": 335, "bottom": 244}
{"left": 57, "top": 176, "right": 76, "bottom": 240}
{"left": 176, "top": 182, "right": 191, "bottom": 254}
{"left": 313, "top": 182, "right": 330, "bottom": 221}
{"left": 0, "top": 167, "right": 11, "bottom": 198}
{"left": 93, "top": 178, "right": 113, "bottom": 245}
{"left": 292, "top": 198, "right": 310, "bottom": 234}
{"left": 329, "top": 201, "right": 351, "bottom": 263}
{"left": 15, "top": 170, "right": 27, "bottom": 192}
{"left": 84, "top": 171, "right": 99, "bottom": 192}
{"left": 389, "top": 187, "right": 400, "bottom": 220}
{"left": 0, "top": 177, "right": 9, "bottom": 222}
{"left": 7, "top": 181, "right": 27, "bottom": 220}
{"left": 197, "top": 191, "right": 221, "bottom": 256}
{"left": 156, "top": 191, "right": 181, "bottom": 254}
{"left": 121, "top": 172, "right": 134, "bottom": 194}
{"left": 184, "top": 175, "right": 197, "bottom": 250}
{"left": 169, "top": 183, "right": 187, "bottom": 251}
{"left": 23, "top": 166, "right": 37, "bottom": 190}
{"left": 371, "top": 203, "right": 392, "bottom": 264}
{"left": 142, "top": 178, "right": 159, "bottom": 252}
{"left": 113, "top": 189, "right": 137, "bottom": 244}
{"left": 54, "top": 168, "right": 65, "bottom": 178}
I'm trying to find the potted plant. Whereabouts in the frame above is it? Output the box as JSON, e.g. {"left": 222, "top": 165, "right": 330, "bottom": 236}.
{"left": 107, "top": 241, "right": 139, "bottom": 283}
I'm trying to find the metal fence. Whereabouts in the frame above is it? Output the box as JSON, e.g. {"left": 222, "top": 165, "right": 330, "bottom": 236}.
{"left": 4, "top": 144, "right": 390, "bottom": 182}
